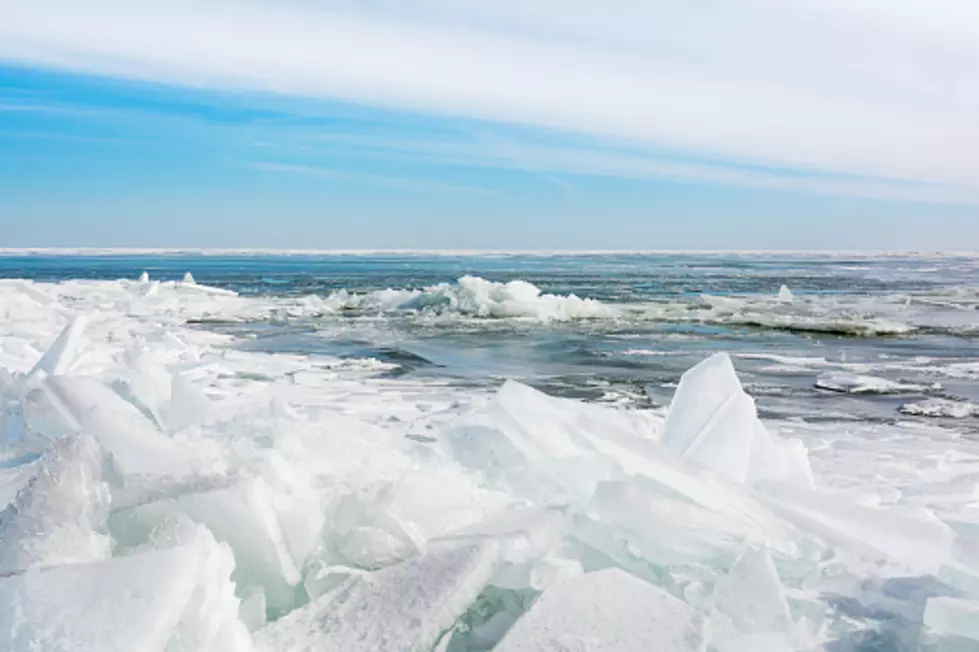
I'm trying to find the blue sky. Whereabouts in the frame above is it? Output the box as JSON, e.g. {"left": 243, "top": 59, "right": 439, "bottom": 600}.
{"left": 1, "top": 1, "right": 978, "bottom": 250}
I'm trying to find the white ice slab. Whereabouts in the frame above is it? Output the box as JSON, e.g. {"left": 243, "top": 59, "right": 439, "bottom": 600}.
{"left": 256, "top": 543, "right": 498, "bottom": 652}
{"left": 757, "top": 483, "right": 956, "bottom": 574}
{"left": 0, "top": 434, "right": 110, "bottom": 573}
{"left": 0, "top": 528, "right": 253, "bottom": 652}
{"left": 43, "top": 376, "right": 188, "bottom": 476}
{"left": 120, "top": 477, "right": 300, "bottom": 614}
{"left": 712, "top": 548, "right": 792, "bottom": 634}
{"left": 495, "top": 568, "right": 708, "bottom": 652}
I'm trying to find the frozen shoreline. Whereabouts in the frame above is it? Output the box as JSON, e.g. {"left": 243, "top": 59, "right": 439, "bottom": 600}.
{"left": 2, "top": 277, "right": 979, "bottom": 650}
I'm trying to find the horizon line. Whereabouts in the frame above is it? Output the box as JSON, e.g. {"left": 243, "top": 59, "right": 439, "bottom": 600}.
{"left": 0, "top": 247, "right": 976, "bottom": 258}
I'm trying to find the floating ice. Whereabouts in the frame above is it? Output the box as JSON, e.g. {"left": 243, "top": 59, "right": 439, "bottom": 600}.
{"left": 323, "top": 275, "right": 613, "bottom": 321}
{"left": 778, "top": 285, "right": 794, "bottom": 302}
{"left": 0, "top": 525, "right": 253, "bottom": 652}
{"left": 495, "top": 568, "right": 708, "bottom": 652}
{"left": 0, "top": 434, "right": 111, "bottom": 573}
{"left": 815, "top": 371, "right": 934, "bottom": 395}
{"left": 256, "top": 543, "right": 498, "bottom": 652}
{"left": 901, "top": 398, "right": 979, "bottom": 418}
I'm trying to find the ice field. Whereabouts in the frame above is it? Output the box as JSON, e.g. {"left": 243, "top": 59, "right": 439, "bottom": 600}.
{"left": 2, "top": 253, "right": 979, "bottom": 650}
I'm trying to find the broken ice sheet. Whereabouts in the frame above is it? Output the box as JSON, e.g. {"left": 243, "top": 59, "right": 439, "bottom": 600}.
{"left": 111, "top": 477, "right": 301, "bottom": 617}
{"left": 0, "top": 526, "right": 253, "bottom": 652}
{"left": 0, "top": 434, "right": 111, "bottom": 574}
{"left": 495, "top": 568, "right": 707, "bottom": 652}
{"left": 256, "top": 543, "right": 498, "bottom": 652}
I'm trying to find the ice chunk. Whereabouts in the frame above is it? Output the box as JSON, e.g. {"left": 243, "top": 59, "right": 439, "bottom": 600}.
{"left": 116, "top": 478, "right": 300, "bottom": 615}
{"left": 302, "top": 562, "right": 367, "bottom": 600}
{"left": 43, "top": 376, "right": 188, "bottom": 476}
{"left": 757, "top": 483, "right": 956, "bottom": 574}
{"left": 660, "top": 353, "right": 813, "bottom": 489}
{"left": 923, "top": 596, "right": 979, "bottom": 643}
{"left": 583, "top": 478, "right": 803, "bottom": 567}
{"left": 712, "top": 548, "right": 792, "bottom": 633}
{"left": 27, "top": 315, "right": 87, "bottom": 380}
{"left": 815, "top": 372, "right": 929, "bottom": 394}
{"left": 900, "top": 398, "right": 979, "bottom": 418}
{"left": 256, "top": 543, "right": 498, "bottom": 652}
{"left": 138, "top": 271, "right": 150, "bottom": 283}
{"left": 445, "top": 380, "right": 652, "bottom": 497}
{"left": 777, "top": 285, "right": 794, "bottom": 302}
{"left": 162, "top": 373, "right": 212, "bottom": 430}
{"left": 660, "top": 353, "right": 762, "bottom": 485}
{"left": 496, "top": 568, "right": 707, "bottom": 652}
{"left": 0, "top": 434, "right": 111, "bottom": 573}
{"left": 240, "top": 586, "right": 268, "bottom": 632}
{"left": 0, "top": 526, "right": 253, "bottom": 652}
{"left": 183, "top": 271, "right": 196, "bottom": 285}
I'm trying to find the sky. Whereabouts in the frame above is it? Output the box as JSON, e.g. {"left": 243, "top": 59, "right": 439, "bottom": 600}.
{"left": 1, "top": 0, "right": 978, "bottom": 250}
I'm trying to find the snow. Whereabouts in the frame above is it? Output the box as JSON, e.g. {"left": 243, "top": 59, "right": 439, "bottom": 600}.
{"left": 495, "top": 568, "right": 708, "bottom": 652}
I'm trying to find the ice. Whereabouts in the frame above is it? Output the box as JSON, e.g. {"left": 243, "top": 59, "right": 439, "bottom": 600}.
{"left": 0, "top": 525, "right": 253, "bottom": 652}
{"left": 660, "top": 353, "right": 813, "bottom": 488}
{"left": 42, "top": 375, "right": 188, "bottom": 476}
{"left": 27, "top": 315, "right": 87, "bottom": 380}
{"left": 0, "top": 434, "right": 111, "bottom": 573}
{"left": 115, "top": 477, "right": 301, "bottom": 615}
{"left": 711, "top": 548, "right": 792, "bottom": 634}
{"left": 256, "top": 543, "right": 498, "bottom": 652}
{"left": 323, "top": 275, "right": 614, "bottom": 321}
{"left": 757, "top": 482, "right": 956, "bottom": 574}
{"left": 815, "top": 371, "right": 933, "bottom": 394}
{"left": 778, "top": 284, "right": 794, "bottom": 302}
{"left": 495, "top": 568, "right": 708, "bottom": 652}
{"left": 139, "top": 271, "right": 150, "bottom": 283}
{"left": 923, "top": 596, "right": 979, "bottom": 644}
{"left": 901, "top": 398, "right": 979, "bottom": 418}
{"left": 445, "top": 379, "right": 657, "bottom": 497}
{"left": 183, "top": 271, "right": 196, "bottom": 285}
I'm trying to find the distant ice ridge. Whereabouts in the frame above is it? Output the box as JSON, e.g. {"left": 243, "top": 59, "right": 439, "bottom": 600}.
{"left": 320, "top": 275, "right": 614, "bottom": 320}
{"left": 0, "top": 276, "right": 977, "bottom": 651}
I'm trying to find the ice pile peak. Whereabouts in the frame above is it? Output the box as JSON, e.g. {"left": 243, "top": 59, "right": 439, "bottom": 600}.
{"left": 661, "top": 353, "right": 813, "bottom": 489}
{"left": 183, "top": 271, "right": 196, "bottom": 285}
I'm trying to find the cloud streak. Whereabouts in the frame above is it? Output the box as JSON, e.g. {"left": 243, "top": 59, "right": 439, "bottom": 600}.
{"left": 1, "top": 0, "right": 978, "bottom": 197}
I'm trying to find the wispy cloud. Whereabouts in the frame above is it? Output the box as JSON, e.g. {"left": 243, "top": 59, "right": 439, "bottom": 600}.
{"left": 250, "top": 161, "right": 502, "bottom": 197}
{"left": 1, "top": 0, "right": 978, "bottom": 195}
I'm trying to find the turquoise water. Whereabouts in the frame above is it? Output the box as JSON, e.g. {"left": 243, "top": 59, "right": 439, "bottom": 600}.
{"left": 3, "top": 252, "right": 979, "bottom": 427}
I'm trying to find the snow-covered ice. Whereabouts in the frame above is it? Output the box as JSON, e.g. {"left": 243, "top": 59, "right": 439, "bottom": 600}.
{"left": 0, "top": 274, "right": 976, "bottom": 651}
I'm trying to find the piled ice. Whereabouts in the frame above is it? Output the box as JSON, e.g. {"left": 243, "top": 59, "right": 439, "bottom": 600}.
{"left": 0, "top": 276, "right": 977, "bottom": 651}
{"left": 321, "top": 275, "right": 613, "bottom": 320}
